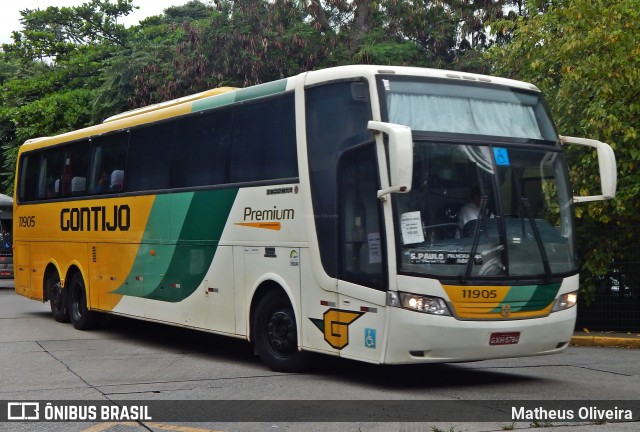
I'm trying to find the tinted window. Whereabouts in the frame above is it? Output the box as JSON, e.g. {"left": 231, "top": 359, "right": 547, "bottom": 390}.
{"left": 61, "top": 141, "right": 90, "bottom": 197}
{"left": 18, "top": 154, "right": 39, "bottom": 202}
{"left": 339, "top": 144, "right": 386, "bottom": 290}
{"left": 18, "top": 90, "right": 300, "bottom": 201}
{"left": 89, "top": 132, "right": 129, "bottom": 194}
{"left": 174, "top": 110, "right": 231, "bottom": 188}
{"left": 229, "top": 93, "right": 297, "bottom": 183}
{"left": 127, "top": 122, "right": 175, "bottom": 192}
{"left": 306, "top": 81, "right": 373, "bottom": 277}
{"left": 36, "top": 147, "right": 65, "bottom": 200}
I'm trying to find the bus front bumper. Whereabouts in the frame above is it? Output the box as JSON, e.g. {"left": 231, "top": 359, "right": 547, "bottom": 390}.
{"left": 382, "top": 306, "right": 576, "bottom": 364}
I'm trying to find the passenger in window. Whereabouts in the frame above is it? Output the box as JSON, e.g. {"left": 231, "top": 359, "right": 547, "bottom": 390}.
{"left": 459, "top": 187, "right": 483, "bottom": 230}
{"left": 47, "top": 178, "right": 59, "bottom": 198}
{"left": 45, "top": 179, "right": 54, "bottom": 198}
{"left": 95, "top": 172, "right": 110, "bottom": 194}
{"left": 110, "top": 170, "right": 124, "bottom": 192}
{"left": 459, "top": 186, "right": 494, "bottom": 237}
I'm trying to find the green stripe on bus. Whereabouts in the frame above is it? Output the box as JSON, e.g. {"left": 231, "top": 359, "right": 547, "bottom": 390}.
{"left": 113, "top": 188, "right": 239, "bottom": 302}
{"left": 490, "top": 283, "right": 560, "bottom": 313}
{"left": 235, "top": 79, "right": 288, "bottom": 102}
{"left": 521, "top": 282, "right": 561, "bottom": 311}
{"left": 191, "top": 79, "right": 288, "bottom": 113}
{"left": 192, "top": 92, "right": 237, "bottom": 112}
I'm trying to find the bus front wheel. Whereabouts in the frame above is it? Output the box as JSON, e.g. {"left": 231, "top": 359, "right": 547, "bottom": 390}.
{"left": 253, "top": 292, "right": 309, "bottom": 372}
{"left": 48, "top": 273, "right": 69, "bottom": 323}
{"left": 68, "top": 272, "right": 99, "bottom": 330}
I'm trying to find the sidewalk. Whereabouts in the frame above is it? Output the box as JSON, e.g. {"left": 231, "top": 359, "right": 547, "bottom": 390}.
{"left": 571, "top": 331, "right": 640, "bottom": 349}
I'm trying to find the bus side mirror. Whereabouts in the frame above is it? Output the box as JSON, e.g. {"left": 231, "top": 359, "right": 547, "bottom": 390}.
{"left": 368, "top": 121, "right": 413, "bottom": 199}
{"left": 560, "top": 136, "right": 617, "bottom": 203}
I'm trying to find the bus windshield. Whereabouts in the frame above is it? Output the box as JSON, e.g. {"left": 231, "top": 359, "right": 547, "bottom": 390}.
{"left": 382, "top": 78, "right": 576, "bottom": 281}
{"left": 393, "top": 142, "right": 576, "bottom": 280}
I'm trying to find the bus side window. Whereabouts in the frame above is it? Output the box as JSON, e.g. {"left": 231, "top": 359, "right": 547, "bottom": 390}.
{"left": 62, "top": 140, "right": 90, "bottom": 197}
{"left": 37, "top": 148, "right": 64, "bottom": 200}
{"left": 127, "top": 122, "right": 174, "bottom": 192}
{"left": 18, "top": 154, "right": 39, "bottom": 202}
{"left": 174, "top": 110, "right": 230, "bottom": 188}
{"left": 88, "top": 132, "right": 129, "bottom": 195}
{"left": 229, "top": 94, "right": 297, "bottom": 184}
{"left": 305, "top": 80, "right": 373, "bottom": 279}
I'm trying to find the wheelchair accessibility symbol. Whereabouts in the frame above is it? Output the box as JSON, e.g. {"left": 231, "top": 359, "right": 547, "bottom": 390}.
{"left": 364, "top": 328, "right": 376, "bottom": 349}
{"left": 493, "top": 147, "right": 511, "bottom": 166}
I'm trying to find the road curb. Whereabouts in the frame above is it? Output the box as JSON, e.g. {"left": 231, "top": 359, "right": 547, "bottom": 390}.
{"left": 571, "top": 335, "right": 640, "bottom": 349}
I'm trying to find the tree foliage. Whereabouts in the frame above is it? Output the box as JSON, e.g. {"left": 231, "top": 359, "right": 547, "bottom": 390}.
{"left": 125, "top": 0, "right": 520, "bottom": 104}
{"left": 4, "top": 0, "right": 135, "bottom": 62}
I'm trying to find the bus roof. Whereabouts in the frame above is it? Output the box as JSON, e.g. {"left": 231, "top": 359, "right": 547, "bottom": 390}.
{"left": 302, "top": 64, "right": 540, "bottom": 92}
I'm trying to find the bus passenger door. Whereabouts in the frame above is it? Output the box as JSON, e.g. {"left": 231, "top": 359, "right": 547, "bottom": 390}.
{"left": 335, "top": 143, "right": 388, "bottom": 363}
{"left": 300, "top": 246, "right": 340, "bottom": 356}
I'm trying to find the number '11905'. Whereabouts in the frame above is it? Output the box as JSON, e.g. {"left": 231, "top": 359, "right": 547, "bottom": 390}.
{"left": 462, "top": 289, "right": 497, "bottom": 299}
{"left": 19, "top": 216, "right": 36, "bottom": 228}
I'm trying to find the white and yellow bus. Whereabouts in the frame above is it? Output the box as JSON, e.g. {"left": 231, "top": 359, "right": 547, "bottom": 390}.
{"left": 14, "top": 65, "right": 616, "bottom": 371}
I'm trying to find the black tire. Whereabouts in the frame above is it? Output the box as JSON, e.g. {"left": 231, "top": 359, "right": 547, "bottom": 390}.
{"left": 68, "top": 272, "right": 99, "bottom": 330}
{"left": 253, "top": 292, "right": 309, "bottom": 372}
{"left": 48, "top": 272, "right": 69, "bottom": 323}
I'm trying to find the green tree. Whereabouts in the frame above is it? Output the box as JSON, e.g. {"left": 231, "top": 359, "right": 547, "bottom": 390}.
{"left": 0, "top": 0, "right": 136, "bottom": 193}
{"left": 126, "top": 0, "right": 520, "bottom": 105}
{"left": 162, "top": 0, "right": 212, "bottom": 24}
{"left": 488, "top": 0, "right": 640, "bottom": 301}
{"left": 4, "top": 0, "right": 135, "bottom": 63}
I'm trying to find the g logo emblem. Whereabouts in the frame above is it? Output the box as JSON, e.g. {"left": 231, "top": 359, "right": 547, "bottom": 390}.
{"left": 310, "top": 309, "right": 364, "bottom": 350}
{"left": 501, "top": 304, "right": 511, "bottom": 317}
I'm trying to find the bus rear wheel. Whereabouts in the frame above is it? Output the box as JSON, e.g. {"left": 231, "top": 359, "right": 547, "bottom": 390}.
{"left": 253, "top": 292, "right": 309, "bottom": 372}
{"left": 68, "top": 272, "right": 99, "bottom": 330}
{"left": 48, "top": 273, "right": 69, "bottom": 323}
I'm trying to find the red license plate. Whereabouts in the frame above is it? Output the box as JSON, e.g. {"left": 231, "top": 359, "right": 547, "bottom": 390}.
{"left": 490, "top": 332, "right": 520, "bottom": 346}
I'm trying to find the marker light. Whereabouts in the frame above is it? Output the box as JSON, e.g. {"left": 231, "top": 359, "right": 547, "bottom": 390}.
{"left": 387, "top": 292, "right": 451, "bottom": 316}
{"left": 551, "top": 291, "right": 578, "bottom": 312}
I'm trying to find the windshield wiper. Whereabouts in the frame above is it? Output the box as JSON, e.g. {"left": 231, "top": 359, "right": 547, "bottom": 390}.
{"left": 520, "top": 196, "right": 552, "bottom": 279}
{"left": 462, "top": 195, "right": 488, "bottom": 282}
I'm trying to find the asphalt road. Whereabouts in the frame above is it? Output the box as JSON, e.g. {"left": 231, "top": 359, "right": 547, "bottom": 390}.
{"left": 0, "top": 282, "right": 638, "bottom": 432}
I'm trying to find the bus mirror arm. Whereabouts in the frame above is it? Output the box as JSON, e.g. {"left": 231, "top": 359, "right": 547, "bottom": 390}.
{"left": 560, "top": 135, "right": 617, "bottom": 203}
{"left": 368, "top": 121, "right": 413, "bottom": 199}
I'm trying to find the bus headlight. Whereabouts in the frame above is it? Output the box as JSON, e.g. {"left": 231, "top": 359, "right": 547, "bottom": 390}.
{"left": 387, "top": 292, "right": 451, "bottom": 316}
{"left": 551, "top": 291, "right": 578, "bottom": 312}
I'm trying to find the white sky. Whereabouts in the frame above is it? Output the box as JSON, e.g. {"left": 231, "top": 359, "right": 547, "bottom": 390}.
{"left": 0, "top": 0, "right": 192, "bottom": 45}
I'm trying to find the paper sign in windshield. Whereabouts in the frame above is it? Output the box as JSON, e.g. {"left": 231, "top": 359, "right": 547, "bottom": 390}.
{"left": 368, "top": 232, "right": 382, "bottom": 264}
{"left": 401, "top": 211, "right": 425, "bottom": 245}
